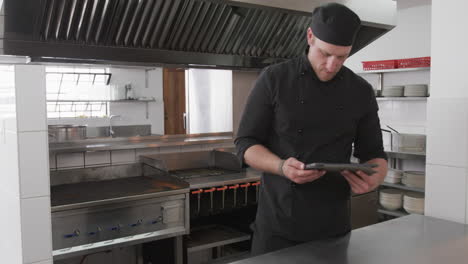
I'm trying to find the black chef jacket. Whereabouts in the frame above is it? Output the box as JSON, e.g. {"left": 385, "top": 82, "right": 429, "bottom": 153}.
{"left": 235, "top": 55, "right": 386, "bottom": 242}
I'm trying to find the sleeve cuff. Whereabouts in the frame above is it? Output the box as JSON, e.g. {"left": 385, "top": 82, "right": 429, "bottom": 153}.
{"left": 234, "top": 137, "right": 261, "bottom": 168}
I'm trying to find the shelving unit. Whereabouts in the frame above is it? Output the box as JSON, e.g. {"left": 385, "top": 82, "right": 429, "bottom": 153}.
{"left": 381, "top": 182, "right": 424, "bottom": 193}
{"left": 358, "top": 66, "right": 430, "bottom": 93}
{"left": 359, "top": 66, "right": 429, "bottom": 220}
{"left": 47, "top": 99, "right": 156, "bottom": 103}
{"left": 46, "top": 99, "right": 156, "bottom": 119}
{"left": 357, "top": 67, "right": 430, "bottom": 74}
{"left": 385, "top": 150, "right": 425, "bottom": 160}
{"left": 186, "top": 225, "right": 250, "bottom": 254}
{"left": 377, "top": 97, "right": 427, "bottom": 101}
{"left": 377, "top": 207, "right": 408, "bottom": 217}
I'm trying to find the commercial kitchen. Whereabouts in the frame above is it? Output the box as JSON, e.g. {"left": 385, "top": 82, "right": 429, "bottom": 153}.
{"left": 1, "top": 0, "right": 467, "bottom": 263}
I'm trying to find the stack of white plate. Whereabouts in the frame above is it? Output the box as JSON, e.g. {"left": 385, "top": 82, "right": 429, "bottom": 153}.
{"left": 402, "top": 171, "right": 425, "bottom": 189}
{"left": 403, "top": 192, "right": 425, "bottom": 214}
{"left": 379, "top": 189, "right": 403, "bottom": 210}
{"left": 384, "top": 169, "right": 403, "bottom": 184}
{"left": 382, "top": 85, "right": 404, "bottom": 97}
{"left": 404, "top": 84, "right": 428, "bottom": 97}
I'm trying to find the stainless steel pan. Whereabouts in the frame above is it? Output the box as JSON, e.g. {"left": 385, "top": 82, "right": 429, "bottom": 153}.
{"left": 48, "top": 125, "right": 87, "bottom": 142}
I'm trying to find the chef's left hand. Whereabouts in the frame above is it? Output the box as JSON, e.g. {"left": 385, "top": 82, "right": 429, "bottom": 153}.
{"left": 341, "top": 158, "right": 388, "bottom": 194}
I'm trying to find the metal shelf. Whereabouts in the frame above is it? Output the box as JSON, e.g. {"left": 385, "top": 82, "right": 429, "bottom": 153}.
{"left": 377, "top": 97, "right": 428, "bottom": 101}
{"left": 385, "top": 150, "right": 426, "bottom": 160}
{"left": 46, "top": 99, "right": 156, "bottom": 119}
{"left": 381, "top": 182, "right": 424, "bottom": 193}
{"left": 358, "top": 67, "right": 430, "bottom": 74}
{"left": 377, "top": 207, "right": 408, "bottom": 217}
{"left": 187, "top": 225, "right": 251, "bottom": 253}
{"left": 46, "top": 99, "right": 156, "bottom": 103}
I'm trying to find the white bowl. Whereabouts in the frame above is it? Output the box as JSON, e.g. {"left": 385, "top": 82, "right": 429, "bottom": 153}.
{"left": 381, "top": 200, "right": 402, "bottom": 211}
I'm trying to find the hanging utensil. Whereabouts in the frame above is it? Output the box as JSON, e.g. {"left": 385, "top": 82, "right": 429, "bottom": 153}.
{"left": 204, "top": 187, "right": 216, "bottom": 213}
{"left": 252, "top": 182, "right": 260, "bottom": 203}
{"left": 191, "top": 189, "right": 203, "bottom": 215}
{"left": 240, "top": 182, "right": 251, "bottom": 206}
{"left": 386, "top": 125, "right": 400, "bottom": 134}
{"left": 229, "top": 184, "right": 239, "bottom": 208}
{"left": 217, "top": 186, "right": 228, "bottom": 210}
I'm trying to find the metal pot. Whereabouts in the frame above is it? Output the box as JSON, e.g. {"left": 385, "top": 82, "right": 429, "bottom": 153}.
{"left": 391, "top": 133, "right": 426, "bottom": 153}
{"left": 382, "top": 128, "right": 426, "bottom": 153}
{"left": 48, "top": 125, "right": 87, "bottom": 142}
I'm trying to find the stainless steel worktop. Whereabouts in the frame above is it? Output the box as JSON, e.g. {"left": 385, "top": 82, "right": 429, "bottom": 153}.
{"left": 49, "top": 133, "right": 233, "bottom": 153}
{"left": 184, "top": 168, "right": 262, "bottom": 189}
{"left": 233, "top": 214, "right": 468, "bottom": 264}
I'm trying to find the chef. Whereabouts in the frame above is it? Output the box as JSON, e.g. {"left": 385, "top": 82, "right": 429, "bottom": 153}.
{"left": 235, "top": 2, "right": 388, "bottom": 255}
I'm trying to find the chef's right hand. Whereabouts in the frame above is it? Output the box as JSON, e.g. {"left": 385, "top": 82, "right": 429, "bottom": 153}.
{"left": 280, "top": 157, "right": 326, "bottom": 184}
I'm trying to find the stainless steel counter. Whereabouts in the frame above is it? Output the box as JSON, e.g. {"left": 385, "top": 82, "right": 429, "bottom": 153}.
{"left": 184, "top": 168, "right": 262, "bottom": 189}
{"left": 49, "top": 133, "right": 233, "bottom": 153}
{"left": 233, "top": 214, "right": 468, "bottom": 264}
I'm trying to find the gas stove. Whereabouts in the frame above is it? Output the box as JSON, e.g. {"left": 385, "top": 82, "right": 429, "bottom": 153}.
{"left": 50, "top": 164, "right": 190, "bottom": 260}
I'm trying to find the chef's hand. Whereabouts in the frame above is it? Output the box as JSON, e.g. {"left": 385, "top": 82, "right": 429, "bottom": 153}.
{"left": 280, "top": 157, "right": 326, "bottom": 184}
{"left": 341, "top": 158, "right": 388, "bottom": 194}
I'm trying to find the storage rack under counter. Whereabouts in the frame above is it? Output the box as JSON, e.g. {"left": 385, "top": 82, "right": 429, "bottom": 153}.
{"left": 140, "top": 149, "right": 261, "bottom": 263}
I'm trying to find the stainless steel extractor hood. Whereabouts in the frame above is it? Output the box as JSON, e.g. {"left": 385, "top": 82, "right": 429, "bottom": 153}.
{"left": 2, "top": 0, "right": 395, "bottom": 69}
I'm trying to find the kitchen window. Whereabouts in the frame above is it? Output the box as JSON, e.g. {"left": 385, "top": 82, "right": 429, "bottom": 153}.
{"left": 186, "top": 69, "right": 233, "bottom": 134}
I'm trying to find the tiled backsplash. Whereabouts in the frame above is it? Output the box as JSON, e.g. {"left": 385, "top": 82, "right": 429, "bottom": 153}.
{"left": 378, "top": 100, "right": 427, "bottom": 151}
{"left": 50, "top": 142, "right": 234, "bottom": 171}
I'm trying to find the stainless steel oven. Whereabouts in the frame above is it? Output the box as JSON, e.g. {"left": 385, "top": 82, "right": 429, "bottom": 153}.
{"left": 50, "top": 164, "right": 190, "bottom": 262}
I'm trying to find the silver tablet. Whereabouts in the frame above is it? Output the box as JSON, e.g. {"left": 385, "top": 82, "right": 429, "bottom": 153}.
{"left": 304, "top": 163, "right": 378, "bottom": 175}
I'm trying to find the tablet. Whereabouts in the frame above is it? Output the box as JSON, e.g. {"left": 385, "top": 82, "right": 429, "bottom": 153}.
{"left": 304, "top": 163, "right": 378, "bottom": 175}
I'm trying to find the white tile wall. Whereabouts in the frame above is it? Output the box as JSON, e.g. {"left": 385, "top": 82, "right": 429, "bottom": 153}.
{"left": 378, "top": 100, "right": 427, "bottom": 134}
{"left": 21, "top": 196, "right": 53, "bottom": 264}
{"left": 377, "top": 101, "right": 393, "bottom": 122}
{"left": 0, "top": 192, "right": 23, "bottom": 264}
{"left": 15, "top": 65, "right": 47, "bottom": 132}
{"left": 111, "top": 149, "right": 136, "bottom": 164}
{"left": 400, "top": 159, "right": 426, "bottom": 172}
{"left": 425, "top": 164, "right": 466, "bottom": 223}
{"left": 18, "top": 131, "right": 50, "bottom": 198}
{"left": 85, "top": 151, "right": 111, "bottom": 167}
{"left": 0, "top": 130, "right": 19, "bottom": 197}
{"left": 4, "top": 115, "right": 17, "bottom": 133}
{"left": 392, "top": 101, "right": 427, "bottom": 126}
{"left": 426, "top": 98, "right": 468, "bottom": 167}
{"left": 0, "top": 65, "right": 16, "bottom": 132}
{"left": 57, "top": 152, "right": 85, "bottom": 169}
{"left": 29, "top": 259, "right": 53, "bottom": 264}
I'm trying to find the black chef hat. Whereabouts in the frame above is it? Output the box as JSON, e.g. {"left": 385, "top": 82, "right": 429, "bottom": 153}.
{"left": 311, "top": 3, "right": 361, "bottom": 46}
